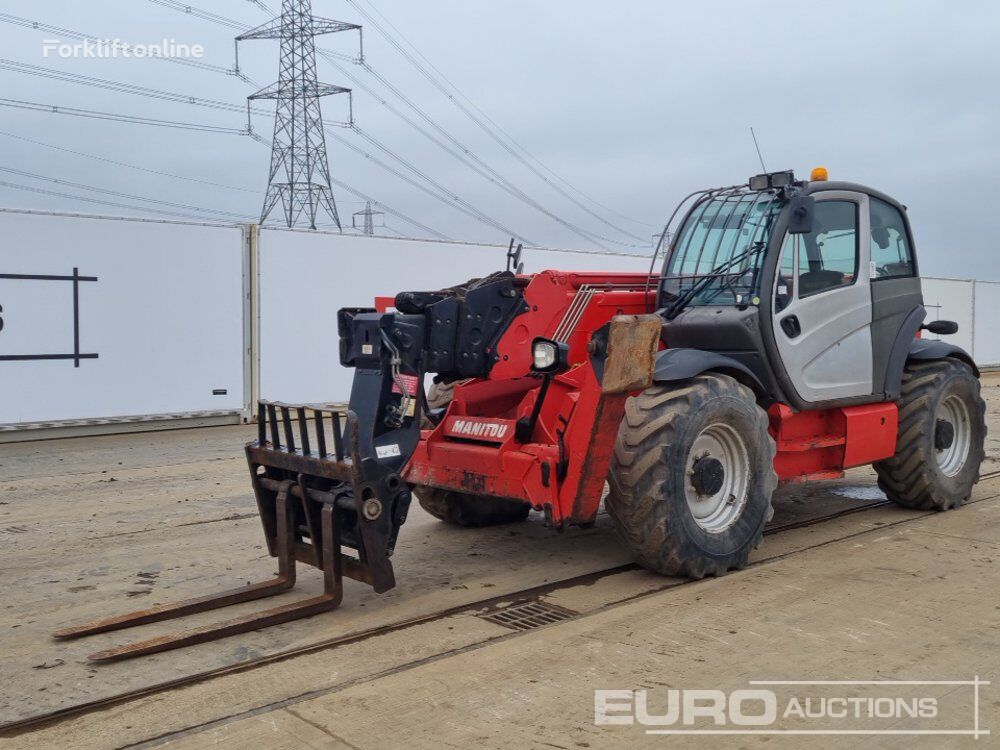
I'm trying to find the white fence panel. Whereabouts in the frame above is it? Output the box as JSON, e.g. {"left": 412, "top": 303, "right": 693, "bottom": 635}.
{"left": 920, "top": 277, "right": 975, "bottom": 355}
{"left": 974, "top": 280, "right": 1000, "bottom": 366}
{"left": 2, "top": 210, "right": 993, "bottom": 433}
{"left": 0, "top": 211, "right": 246, "bottom": 424}
{"left": 258, "top": 229, "right": 650, "bottom": 403}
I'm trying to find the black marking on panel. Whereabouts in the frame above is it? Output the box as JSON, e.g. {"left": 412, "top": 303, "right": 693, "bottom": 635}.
{"left": 0, "top": 269, "right": 99, "bottom": 366}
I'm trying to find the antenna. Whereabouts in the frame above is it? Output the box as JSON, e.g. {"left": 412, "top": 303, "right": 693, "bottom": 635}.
{"left": 750, "top": 127, "right": 767, "bottom": 172}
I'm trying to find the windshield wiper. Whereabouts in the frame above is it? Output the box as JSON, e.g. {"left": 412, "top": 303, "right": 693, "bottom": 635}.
{"left": 662, "top": 244, "right": 760, "bottom": 320}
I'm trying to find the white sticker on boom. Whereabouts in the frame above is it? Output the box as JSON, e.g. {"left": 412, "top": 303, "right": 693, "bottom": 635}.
{"left": 362, "top": 344, "right": 373, "bottom": 355}
{"left": 375, "top": 443, "right": 401, "bottom": 459}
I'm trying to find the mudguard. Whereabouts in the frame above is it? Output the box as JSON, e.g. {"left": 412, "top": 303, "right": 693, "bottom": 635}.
{"left": 653, "top": 348, "right": 766, "bottom": 395}
{"left": 907, "top": 338, "right": 979, "bottom": 377}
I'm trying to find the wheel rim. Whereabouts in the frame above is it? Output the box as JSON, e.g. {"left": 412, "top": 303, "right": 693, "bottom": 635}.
{"left": 684, "top": 423, "right": 750, "bottom": 533}
{"left": 935, "top": 393, "right": 971, "bottom": 477}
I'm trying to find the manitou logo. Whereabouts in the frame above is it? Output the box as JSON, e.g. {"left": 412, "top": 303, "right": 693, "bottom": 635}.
{"left": 450, "top": 419, "right": 510, "bottom": 440}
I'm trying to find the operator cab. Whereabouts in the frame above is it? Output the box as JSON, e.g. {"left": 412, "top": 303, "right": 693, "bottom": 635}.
{"left": 656, "top": 169, "right": 924, "bottom": 409}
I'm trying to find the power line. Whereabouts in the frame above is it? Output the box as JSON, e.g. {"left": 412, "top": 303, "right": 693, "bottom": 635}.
{"left": 0, "top": 96, "right": 250, "bottom": 134}
{"left": 320, "top": 51, "right": 633, "bottom": 251}
{"left": 242, "top": 138, "right": 452, "bottom": 241}
{"left": 246, "top": 2, "right": 634, "bottom": 247}
{"left": 141, "top": 0, "right": 624, "bottom": 246}
{"left": 0, "top": 58, "right": 507, "bottom": 236}
{"left": 146, "top": 0, "right": 360, "bottom": 64}
{"left": 137, "top": 1, "right": 530, "bottom": 239}
{"left": 317, "top": 176, "right": 448, "bottom": 239}
{"left": 0, "top": 58, "right": 242, "bottom": 113}
{"left": 0, "top": 58, "right": 352, "bottom": 127}
{"left": 263, "top": 0, "right": 646, "bottom": 241}
{"left": 360, "top": 0, "right": 650, "bottom": 229}
{"left": 345, "top": 0, "right": 653, "bottom": 236}
{"left": 6, "top": 127, "right": 442, "bottom": 238}
{"left": 0, "top": 165, "right": 251, "bottom": 220}
{"left": 242, "top": 82, "right": 523, "bottom": 236}
{"left": 0, "top": 107, "right": 444, "bottom": 239}
{"left": 0, "top": 180, "right": 240, "bottom": 223}
{"left": 146, "top": 0, "right": 248, "bottom": 31}
{"left": 245, "top": 3, "right": 641, "bottom": 246}
{"left": 0, "top": 129, "right": 259, "bottom": 193}
{"left": 342, "top": 125, "right": 530, "bottom": 242}
{"left": 6, "top": 7, "right": 529, "bottom": 241}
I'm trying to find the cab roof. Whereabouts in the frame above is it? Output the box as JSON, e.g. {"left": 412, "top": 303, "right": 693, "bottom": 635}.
{"left": 800, "top": 180, "right": 908, "bottom": 213}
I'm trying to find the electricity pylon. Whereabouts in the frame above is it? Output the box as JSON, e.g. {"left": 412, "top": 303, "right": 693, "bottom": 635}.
{"left": 237, "top": 0, "right": 360, "bottom": 229}
{"left": 352, "top": 200, "right": 384, "bottom": 235}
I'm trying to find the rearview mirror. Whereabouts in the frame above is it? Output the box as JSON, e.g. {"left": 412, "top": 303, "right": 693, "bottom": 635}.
{"left": 923, "top": 320, "right": 959, "bottom": 336}
{"left": 787, "top": 195, "right": 815, "bottom": 235}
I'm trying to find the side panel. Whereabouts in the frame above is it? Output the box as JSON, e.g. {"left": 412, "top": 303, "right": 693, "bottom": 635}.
{"left": 974, "top": 281, "right": 1000, "bottom": 366}
{"left": 842, "top": 402, "right": 899, "bottom": 467}
{"left": 659, "top": 306, "right": 785, "bottom": 402}
{"left": 870, "top": 275, "right": 923, "bottom": 394}
{"left": 882, "top": 305, "right": 927, "bottom": 400}
{"left": 0, "top": 211, "right": 245, "bottom": 425}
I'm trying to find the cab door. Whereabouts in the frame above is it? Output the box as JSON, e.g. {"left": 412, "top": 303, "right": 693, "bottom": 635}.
{"left": 772, "top": 191, "right": 874, "bottom": 403}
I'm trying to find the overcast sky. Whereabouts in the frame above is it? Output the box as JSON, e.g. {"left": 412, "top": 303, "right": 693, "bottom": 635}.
{"left": 0, "top": 1, "right": 997, "bottom": 279}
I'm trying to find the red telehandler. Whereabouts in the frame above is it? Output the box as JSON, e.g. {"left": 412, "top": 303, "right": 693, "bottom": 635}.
{"left": 57, "top": 169, "right": 986, "bottom": 661}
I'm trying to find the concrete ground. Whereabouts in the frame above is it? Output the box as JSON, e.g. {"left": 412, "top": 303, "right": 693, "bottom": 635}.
{"left": 0, "top": 373, "right": 997, "bottom": 749}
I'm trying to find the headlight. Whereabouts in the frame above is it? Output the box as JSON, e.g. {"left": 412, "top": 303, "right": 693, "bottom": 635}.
{"left": 531, "top": 337, "right": 569, "bottom": 374}
{"left": 533, "top": 340, "right": 557, "bottom": 370}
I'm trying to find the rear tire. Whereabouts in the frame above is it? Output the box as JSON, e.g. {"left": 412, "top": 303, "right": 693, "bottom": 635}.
{"left": 874, "top": 359, "right": 986, "bottom": 510}
{"left": 416, "top": 379, "right": 531, "bottom": 526}
{"left": 606, "top": 374, "right": 777, "bottom": 579}
{"left": 416, "top": 487, "right": 530, "bottom": 526}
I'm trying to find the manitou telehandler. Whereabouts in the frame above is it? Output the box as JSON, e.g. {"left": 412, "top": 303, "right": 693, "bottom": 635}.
{"left": 57, "top": 168, "right": 987, "bottom": 661}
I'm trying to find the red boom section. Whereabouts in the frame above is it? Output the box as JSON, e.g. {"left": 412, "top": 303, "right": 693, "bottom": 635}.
{"left": 404, "top": 270, "right": 657, "bottom": 527}
{"left": 402, "top": 270, "right": 901, "bottom": 528}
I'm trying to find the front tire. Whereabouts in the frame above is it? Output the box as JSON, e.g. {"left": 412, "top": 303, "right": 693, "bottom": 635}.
{"left": 874, "top": 359, "right": 986, "bottom": 510}
{"left": 606, "top": 374, "right": 777, "bottom": 579}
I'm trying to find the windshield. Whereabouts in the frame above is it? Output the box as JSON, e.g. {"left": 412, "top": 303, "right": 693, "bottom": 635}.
{"left": 661, "top": 191, "right": 784, "bottom": 306}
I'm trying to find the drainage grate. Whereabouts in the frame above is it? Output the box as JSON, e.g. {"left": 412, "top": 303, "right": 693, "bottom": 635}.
{"left": 478, "top": 600, "right": 577, "bottom": 631}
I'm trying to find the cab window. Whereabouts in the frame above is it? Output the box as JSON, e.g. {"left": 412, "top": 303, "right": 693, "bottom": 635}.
{"left": 796, "top": 201, "right": 858, "bottom": 297}
{"left": 870, "top": 197, "right": 915, "bottom": 279}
